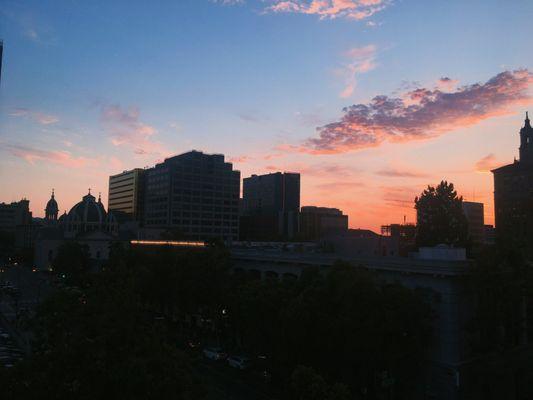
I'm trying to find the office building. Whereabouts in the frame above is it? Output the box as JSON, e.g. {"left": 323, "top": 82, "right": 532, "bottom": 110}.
{"left": 242, "top": 172, "right": 300, "bottom": 215}
{"left": 143, "top": 151, "right": 240, "bottom": 241}
{"left": 462, "top": 201, "right": 484, "bottom": 246}
{"left": 299, "top": 206, "right": 348, "bottom": 240}
{"left": 484, "top": 224, "right": 496, "bottom": 245}
{"left": 108, "top": 168, "right": 145, "bottom": 221}
{"left": 381, "top": 222, "right": 416, "bottom": 256}
{"left": 241, "top": 172, "right": 300, "bottom": 240}
{"left": 492, "top": 113, "right": 533, "bottom": 253}
{"left": 0, "top": 199, "right": 32, "bottom": 233}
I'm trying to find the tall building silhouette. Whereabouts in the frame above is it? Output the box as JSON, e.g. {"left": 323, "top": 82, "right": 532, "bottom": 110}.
{"left": 462, "top": 201, "right": 484, "bottom": 246}
{"left": 143, "top": 151, "right": 240, "bottom": 241}
{"left": 242, "top": 172, "right": 300, "bottom": 215}
{"left": 240, "top": 172, "right": 300, "bottom": 240}
{"left": 492, "top": 112, "right": 533, "bottom": 253}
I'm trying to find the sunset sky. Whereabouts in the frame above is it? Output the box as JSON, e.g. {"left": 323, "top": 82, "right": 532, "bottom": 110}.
{"left": 1, "top": 0, "right": 532, "bottom": 231}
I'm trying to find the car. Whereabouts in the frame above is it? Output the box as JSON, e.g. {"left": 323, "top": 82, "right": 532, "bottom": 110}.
{"left": 227, "top": 355, "right": 251, "bottom": 370}
{"left": 202, "top": 347, "right": 227, "bottom": 361}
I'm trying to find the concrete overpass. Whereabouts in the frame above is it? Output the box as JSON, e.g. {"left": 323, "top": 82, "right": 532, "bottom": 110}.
{"left": 230, "top": 248, "right": 475, "bottom": 400}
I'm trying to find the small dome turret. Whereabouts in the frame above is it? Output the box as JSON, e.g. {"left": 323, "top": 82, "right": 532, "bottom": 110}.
{"left": 45, "top": 189, "right": 59, "bottom": 222}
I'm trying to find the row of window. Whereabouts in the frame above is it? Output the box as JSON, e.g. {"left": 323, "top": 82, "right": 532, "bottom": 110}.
{"left": 146, "top": 213, "right": 238, "bottom": 222}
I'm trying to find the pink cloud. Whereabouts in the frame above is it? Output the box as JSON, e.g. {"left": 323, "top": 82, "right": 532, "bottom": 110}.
{"left": 228, "top": 155, "right": 253, "bottom": 163}
{"left": 100, "top": 104, "right": 164, "bottom": 156}
{"left": 381, "top": 185, "right": 419, "bottom": 209}
{"left": 314, "top": 181, "right": 365, "bottom": 191}
{"left": 9, "top": 108, "right": 59, "bottom": 125}
{"left": 265, "top": 0, "right": 391, "bottom": 20}
{"left": 435, "top": 76, "right": 459, "bottom": 91}
{"left": 338, "top": 44, "right": 377, "bottom": 98}
{"left": 211, "top": 0, "right": 244, "bottom": 5}
{"left": 264, "top": 162, "right": 356, "bottom": 177}
{"left": 375, "top": 167, "right": 429, "bottom": 178}
{"left": 294, "top": 69, "right": 533, "bottom": 154}
{"left": 2, "top": 143, "right": 99, "bottom": 168}
{"left": 475, "top": 153, "right": 500, "bottom": 173}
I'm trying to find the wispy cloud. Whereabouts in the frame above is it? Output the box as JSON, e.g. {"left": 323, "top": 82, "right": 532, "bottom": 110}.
{"left": 435, "top": 76, "right": 459, "bottom": 91}
{"left": 314, "top": 181, "right": 365, "bottom": 191}
{"left": 265, "top": 162, "right": 356, "bottom": 177}
{"left": 375, "top": 167, "right": 429, "bottom": 178}
{"left": 100, "top": 104, "right": 164, "bottom": 156}
{"left": 264, "top": 0, "right": 391, "bottom": 21}
{"left": 381, "top": 185, "right": 418, "bottom": 208}
{"left": 211, "top": 0, "right": 245, "bottom": 5}
{"left": 9, "top": 108, "right": 59, "bottom": 125}
{"left": 211, "top": 0, "right": 391, "bottom": 20}
{"left": 1, "top": 8, "right": 58, "bottom": 45}
{"left": 475, "top": 153, "right": 500, "bottom": 173}
{"left": 337, "top": 44, "right": 377, "bottom": 98}
{"left": 288, "top": 69, "right": 532, "bottom": 154}
{"left": 1, "top": 143, "right": 99, "bottom": 168}
{"left": 228, "top": 155, "right": 253, "bottom": 163}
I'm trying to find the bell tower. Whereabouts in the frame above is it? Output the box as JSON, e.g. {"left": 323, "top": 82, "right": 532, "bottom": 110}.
{"left": 45, "top": 189, "right": 59, "bottom": 222}
{"left": 519, "top": 111, "right": 533, "bottom": 164}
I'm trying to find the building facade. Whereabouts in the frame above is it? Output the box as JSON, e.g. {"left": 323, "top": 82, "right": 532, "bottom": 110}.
{"left": 231, "top": 249, "right": 531, "bottom": 400}
{"left": 108, "top": 168, "right": 145, "bottom": 221}
{"left": 34, "top": 190, "right": 122, "bottom": 270}
{"left": 492, "top": 113, "right": 533, "bottom": 253}
{"left": 381, "top": 222, "right": 417, "bottom": 256}
{"left": 242, "top": 172, "right": 300, "bottom": 215}
{"left": 0, "top": 199, "right": 32, "bottom": 233}
{"left": 143, "top": 151, "right": 240, "bottom": 241}
{"left": 462, "top": 201, "right": 484, "bottom": 246}
{"left": 241, "top": 172, "right": 300, "bottom": 240}
{"left": 299, "top": 206, "right": 348, "bottom": 240}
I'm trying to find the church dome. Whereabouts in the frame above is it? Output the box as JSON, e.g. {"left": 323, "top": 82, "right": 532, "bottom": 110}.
{"left": 67, "top": 191, "right": 107, "bottom": 224}
{"left": 46, "top": 197, "right": 58, "bottom": 212}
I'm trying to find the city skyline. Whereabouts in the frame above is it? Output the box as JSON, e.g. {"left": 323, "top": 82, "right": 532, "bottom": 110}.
{"left": 1, "top": 1, "right": 533, "bottom": 231}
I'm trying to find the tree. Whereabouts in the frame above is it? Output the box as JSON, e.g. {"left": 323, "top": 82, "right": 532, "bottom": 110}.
{"left": 414, "top": 180, "right": 469, "bottom": 248}
{"left": 290, "top": 365, "right": 328, "bottom": 400}
{"left": 290, "top": 366, "right": 351, "bottom": 400}
{"left": 53, "top": 241, "right": 91, "bottom": 284}
{"left": 1, "top": 265, "right": 206, "bottom": 400}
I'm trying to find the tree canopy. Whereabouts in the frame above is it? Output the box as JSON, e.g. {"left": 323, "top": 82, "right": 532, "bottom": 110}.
{"left": 415, "top": 180, "right": 469, "bottom": 248}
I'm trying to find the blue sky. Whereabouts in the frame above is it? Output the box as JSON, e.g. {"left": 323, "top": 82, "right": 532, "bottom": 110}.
{"left": 0, "top": 0, "right": 532, "bottom": 229}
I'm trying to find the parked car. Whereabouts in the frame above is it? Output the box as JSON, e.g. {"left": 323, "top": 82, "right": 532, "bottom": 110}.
{"left": 227, "top": 355, "right": 251, "bottom": 370}
{"left": 203, "top": 347, "right": 227, "bottom": 361}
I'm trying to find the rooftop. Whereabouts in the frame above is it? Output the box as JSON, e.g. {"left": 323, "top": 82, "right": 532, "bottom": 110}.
{"left": 230, "top": 248, "right": 471, "bottom": 277}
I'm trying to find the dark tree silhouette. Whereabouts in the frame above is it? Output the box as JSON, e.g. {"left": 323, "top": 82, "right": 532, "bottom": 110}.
{"left": 53, "top": 241, "right": 91, "bottom": 284}
{"left": 415, "top": 181, "right": 469, "bottom": 248}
